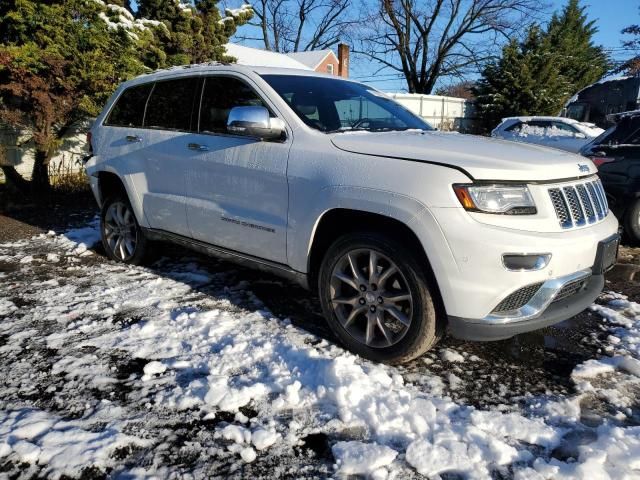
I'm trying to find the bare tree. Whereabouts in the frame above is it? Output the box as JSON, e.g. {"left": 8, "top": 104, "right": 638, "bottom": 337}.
{"left": 355, "top": 0, "right": 546, "bottom": 93}
{"left": 237, "top": 0, "right": 354, "bottom": 52}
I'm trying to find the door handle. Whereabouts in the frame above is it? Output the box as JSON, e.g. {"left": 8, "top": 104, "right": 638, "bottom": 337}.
{"left": 188, "top": 143, "right": 209, "bottom": 152}
{"left": 126, "top": 135, "right": 142, "bottom": 143}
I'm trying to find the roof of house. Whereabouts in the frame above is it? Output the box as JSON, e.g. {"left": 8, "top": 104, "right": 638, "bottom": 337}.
{"left": 285, "top": 50, "right": 337, "bottom": 70}
{"left": 224, "top": 44, "right": 311, "bottom": 70}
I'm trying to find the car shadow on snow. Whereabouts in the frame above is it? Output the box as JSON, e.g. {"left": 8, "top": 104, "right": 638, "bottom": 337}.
{"left": 97, "top": 239, "right": 612, "bottom": 413}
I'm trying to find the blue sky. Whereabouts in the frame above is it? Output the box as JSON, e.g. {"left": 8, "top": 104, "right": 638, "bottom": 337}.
{"left": 132, "top": 0, "right": 638, "bottom": 92}
{"left": 350, "top": 0, "right": 639, "bottom": 92}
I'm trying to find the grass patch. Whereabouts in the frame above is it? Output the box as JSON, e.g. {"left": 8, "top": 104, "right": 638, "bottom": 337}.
{"left": 50, "top": 170, "right": 90, "bottom": 194}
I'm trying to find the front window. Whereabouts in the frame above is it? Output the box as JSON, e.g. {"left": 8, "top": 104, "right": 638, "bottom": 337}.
{"left": 261, "top": 74, "right": 432, "bottom": 133}
{"left": 199, "top": 76, "right": 269, "bottom": 134}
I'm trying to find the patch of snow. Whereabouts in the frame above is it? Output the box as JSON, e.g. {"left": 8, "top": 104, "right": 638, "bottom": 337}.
{"left": 440, "top": 348, "right": 465, "bottom": 362}
{"left": 62, "top": 218, "right": 101, "bottom": 254}
{"left": 240, "top": 446, "right": 257, "bottom": 462}
{"left": 332, "top": 441, "right": 397, "bottom": 475}
{"left": 2, "top": 222, "right": 640, "bottom": 477}
{"left": 0, "top": 408, "right": 149, "bottom": 478}
{"left": 142, "top": 360, "right": 167, "bottom": 381}
{"left": 251, "top": 429, "right": 279, "bottom": 450}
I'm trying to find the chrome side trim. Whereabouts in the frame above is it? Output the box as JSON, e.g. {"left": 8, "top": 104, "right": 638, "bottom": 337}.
{"left": 481, "top": 268, "right": 592, "bottom": 325}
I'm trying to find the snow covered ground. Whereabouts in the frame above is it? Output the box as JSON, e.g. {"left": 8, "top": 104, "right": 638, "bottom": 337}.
{"left": 1, "top": 221, "right": 640, "bottom": 479}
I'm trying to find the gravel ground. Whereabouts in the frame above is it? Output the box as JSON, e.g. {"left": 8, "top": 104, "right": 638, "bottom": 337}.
{"left": 1, "top": 202, "right": 640, "bottom": 479}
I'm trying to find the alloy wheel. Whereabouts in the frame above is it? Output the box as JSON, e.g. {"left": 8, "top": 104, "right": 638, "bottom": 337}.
{"left": 329, "top": 248, "right": 413, "bottom": 348}
{"left": 104, "top": 201, "right": 138, "bottom": 261}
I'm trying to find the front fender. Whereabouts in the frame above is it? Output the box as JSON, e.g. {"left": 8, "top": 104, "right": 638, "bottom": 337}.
{"left": 286, "top": 185, "right": 459, "bottom": 306}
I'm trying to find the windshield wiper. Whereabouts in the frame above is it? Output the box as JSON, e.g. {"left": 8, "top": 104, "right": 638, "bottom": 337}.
{"left": 326, "top": 126, "right": 416, "bottom": 134}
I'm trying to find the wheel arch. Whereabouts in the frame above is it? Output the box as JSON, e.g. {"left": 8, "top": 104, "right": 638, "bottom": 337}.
{"left": 306, "top": 208, "right": 447, "bottom": 318}
{"left": 93, "top": 169, "right": 148, "bottom": 228}
{"left": 97, "top": 171, "right": 127, "bottom": 206}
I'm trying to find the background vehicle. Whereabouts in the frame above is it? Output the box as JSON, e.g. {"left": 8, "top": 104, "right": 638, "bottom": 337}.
{"left": 562, "top": 76, "right": 640, "bottom": 129}
{"left": 581, "top": 111, "right": 640, "bottom": 243}
{"left": 492, "top": 116, "right": 603, "bottom": 153}
{"left": 85, "top": 65, "right": 618, "bottom": 364}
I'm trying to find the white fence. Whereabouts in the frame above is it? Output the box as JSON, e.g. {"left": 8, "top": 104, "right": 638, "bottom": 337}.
{"left": 388, "top": 93, "right": 479, "bottom": 133}
{"left": 0, "top": 120, "right": 90, "bottom": 182}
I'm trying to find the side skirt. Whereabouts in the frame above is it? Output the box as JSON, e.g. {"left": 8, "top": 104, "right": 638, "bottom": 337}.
{"left": 142, "top": 228, "right": 309, "bottom": 290}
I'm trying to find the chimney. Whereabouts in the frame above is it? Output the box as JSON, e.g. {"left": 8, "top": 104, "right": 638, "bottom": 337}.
{"left": 338, "top": 43, "right": 349, "bottom": 78}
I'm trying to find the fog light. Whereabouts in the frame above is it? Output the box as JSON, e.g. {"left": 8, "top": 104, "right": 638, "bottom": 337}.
{"left": 502, "top": 254, "right": 551, "bottom": 271}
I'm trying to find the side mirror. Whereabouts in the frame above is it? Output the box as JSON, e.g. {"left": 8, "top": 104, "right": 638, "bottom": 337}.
{"left": 227, "top": 106, "right": 286, "bottom": 141}
{"left": 575, "top": 133, "right": 587, "bottom": 139}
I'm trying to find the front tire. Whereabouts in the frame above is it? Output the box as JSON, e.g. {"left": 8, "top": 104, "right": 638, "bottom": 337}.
{"left": 100, "top": 193, "right": 149, "bottom": 265}
{"left": 318, "top": 233, "right": 441, "bottom": 364}
{"left": 625, "top": 198, "right": 640, "bottom": 245}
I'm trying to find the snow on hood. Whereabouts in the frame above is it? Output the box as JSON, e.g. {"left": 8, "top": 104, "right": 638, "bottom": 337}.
{"left": 331, "top": 130, "right": 597, "bottom": 181}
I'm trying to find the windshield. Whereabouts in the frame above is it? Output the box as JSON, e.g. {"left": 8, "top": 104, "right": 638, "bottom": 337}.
{"left": 261, "top": 74, "right": 432, "bottom": 133}
{"left": 592, "top": 116, "right": 640, "bottom": 147}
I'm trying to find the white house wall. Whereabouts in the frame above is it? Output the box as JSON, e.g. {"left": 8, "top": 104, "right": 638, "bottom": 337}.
{"left": 0, "top": 120, "right": 90, "bottom": 182}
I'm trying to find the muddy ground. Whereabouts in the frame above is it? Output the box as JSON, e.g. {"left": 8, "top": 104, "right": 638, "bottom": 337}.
{"left": 1, "top": 195, "right": 639, "bottom": 478}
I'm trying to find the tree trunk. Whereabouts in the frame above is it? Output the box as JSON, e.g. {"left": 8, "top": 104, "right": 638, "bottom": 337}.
{"left": 0, "top": 165, "right": 30, "bottom": 194}
{"left": 31, "top": 149, "right": 51, "bottom": 195}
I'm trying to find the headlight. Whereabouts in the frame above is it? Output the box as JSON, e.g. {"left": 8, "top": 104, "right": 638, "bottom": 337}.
{"left": 453, "top": 184, "right": 536, "bottom": 215}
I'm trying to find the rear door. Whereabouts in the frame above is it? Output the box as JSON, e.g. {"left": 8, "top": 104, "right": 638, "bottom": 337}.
{"left": 184, "top": 75, "right": 290, "bottom": 264}
{"left": 141, "top": 76, "right": 200, "bottom": 236}
{"left": 98, "top": 83, "right": 154, "bottom": 223}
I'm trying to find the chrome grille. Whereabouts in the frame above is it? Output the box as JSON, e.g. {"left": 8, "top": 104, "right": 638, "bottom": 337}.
{"left": 576, "top": 184, "right": 596, "bottom": 223}
{"left": 549, "top": 179, "right": 608, "bottom": 229}
{"left": 492, "top": 282, "right": 544, "bottom": 314}
{"left": 563, "top": 186, "right": 585, "bottom": 226}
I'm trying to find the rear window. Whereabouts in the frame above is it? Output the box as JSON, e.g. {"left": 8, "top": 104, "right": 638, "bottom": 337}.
{"left": 144, "top": 77, "right": 199, "bottom": 131}
{"left": 105, "top": 83, "right": 153, "bottom": 127}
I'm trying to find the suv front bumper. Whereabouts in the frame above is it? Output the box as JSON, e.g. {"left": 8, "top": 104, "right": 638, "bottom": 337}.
{"left": 447, "top": 270, "right": 604, "bottom": 341}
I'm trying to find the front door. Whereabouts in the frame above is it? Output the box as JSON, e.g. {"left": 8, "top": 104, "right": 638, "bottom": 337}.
{"left": 184, "top": 75, "right": 290, "bottom": 264}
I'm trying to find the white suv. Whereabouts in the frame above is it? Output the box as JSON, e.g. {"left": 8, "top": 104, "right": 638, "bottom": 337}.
{"left": 85, "top": 65, "right": 619, "bottom": 364}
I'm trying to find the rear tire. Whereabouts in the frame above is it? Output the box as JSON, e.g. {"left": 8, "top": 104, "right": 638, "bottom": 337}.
{"left": 100, "top": 193, "right": 150, "bottom": 265}
{"left": 625, "top": 198, "right": 640, "bottom": 245}
{"left": 318, "top": 232, "right": 442, "bottom": 364}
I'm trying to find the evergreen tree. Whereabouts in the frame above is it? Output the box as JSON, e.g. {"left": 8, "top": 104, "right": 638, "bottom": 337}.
{"left": 545, "top": 0, "right": 609, "bottom": 90}
{"left": 0, "top": 0, "right": 252, "bottom": 193}
{"left": 137, "top": 0, "right": 252, "bottom": 66}
{"left": 0, "top": 0, "right": 146, "bottom": 192}
{"left": 474, "top": 0, "right": 609, "bottom": 131}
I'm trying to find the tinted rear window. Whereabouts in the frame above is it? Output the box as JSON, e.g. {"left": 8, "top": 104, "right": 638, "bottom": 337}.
{"left": 144, "top": 77, "right": 199, "bottom": 131}
{"left": 105, "top": 83, "right": 153, "bottom": 127}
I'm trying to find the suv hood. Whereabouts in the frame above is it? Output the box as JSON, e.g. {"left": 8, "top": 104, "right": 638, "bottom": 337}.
{"left": 331, "top": 130, "right": 597, "bottom": 181}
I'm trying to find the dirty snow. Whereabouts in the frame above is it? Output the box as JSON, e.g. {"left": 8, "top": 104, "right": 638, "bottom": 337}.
{"left": 0, "top": 222, "right": 640, "bottom": 478}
